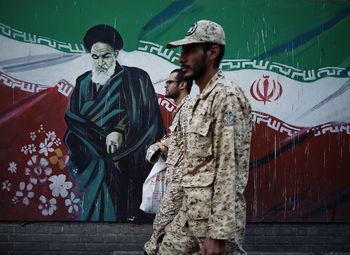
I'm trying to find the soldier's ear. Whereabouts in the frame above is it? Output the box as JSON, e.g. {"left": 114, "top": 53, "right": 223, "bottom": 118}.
{"left": 178, "top": 81, "right": 187, "bottom": 90}
{"left": 207, "top": 45, "right": 220, "bottom": 61}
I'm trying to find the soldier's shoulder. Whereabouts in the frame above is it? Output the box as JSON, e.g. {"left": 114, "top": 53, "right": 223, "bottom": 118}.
{"left": 213, "top": 78, "right": 236, "bottom": 97}
{"left": 216, "top": 79, "right": 247, "bottom": 98}
{"left": 184, "top": 97, "right": 194, "bottom": 107}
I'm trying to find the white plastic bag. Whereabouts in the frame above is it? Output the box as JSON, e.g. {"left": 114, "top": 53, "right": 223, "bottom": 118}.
{"left": 140, "top": 157, "right": 166, "bottom": 214}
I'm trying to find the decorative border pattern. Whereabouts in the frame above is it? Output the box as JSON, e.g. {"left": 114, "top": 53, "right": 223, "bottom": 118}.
{"left": 138, "top": 40, "right": 350, "bottom": 82}
{"left": 311, "top": 123, "right": 350, "bottom": 136}
{"left": 157, "top": 96, "right": 176, "bottom": 113}
{"left": 0, "top": 71, "right": 74, "bottom": 97}
{"left": 0, "top": 70, "right": 348, "bottom": 136}
{"left": 1, "top": 22, "right": 349, "bottom": 82}
{"left": 252, "top": 111, "right": 301, "bottom": 136}
{"left": 0, "top": 71, "right": 45, "bottom": 93}
{"left": 56, "top": 80, "right": 74, "bottom": 97}
{"left": 0, "top": 23, "right": 85, "bottom": 53}
{"left": 252, "top": 111, "right": 350, "bottom": 136}
{"left": 138, "top": 40, "right": 180, "bottom": 63}
{"left": 221, "top": 60, "right": 350, "bottom": 81}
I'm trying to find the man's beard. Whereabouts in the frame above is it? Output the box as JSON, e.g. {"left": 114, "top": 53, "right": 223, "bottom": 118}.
{"left": 165, "top": 87, "right": 180, "bottom": 100}
{"left": 182, "top": 53, "right": 208, "bottom": 81}
{"left": 91, "top": 61, "right": 116, "bottom": 85}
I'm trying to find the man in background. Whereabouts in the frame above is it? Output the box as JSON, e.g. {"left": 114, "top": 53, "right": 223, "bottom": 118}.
{"left": 159, "top": 20, "right": 253, "bottom": 254}
{"left": 144, "top": 69, "right": 193, "bottom": 255}
{"left": 64, "top": 24, "right": 163, "bottom": 222}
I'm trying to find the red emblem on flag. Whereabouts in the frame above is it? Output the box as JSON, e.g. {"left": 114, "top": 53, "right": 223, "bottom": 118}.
{"left": 250, "top": 75, "right": 283, "bottom": 104}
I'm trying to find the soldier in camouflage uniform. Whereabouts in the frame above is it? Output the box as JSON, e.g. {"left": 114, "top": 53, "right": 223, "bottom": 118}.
{"left": 158, "top": 20, "right": 253, "bottom": 255}
{"left": 144, "top": 69, "right": 193, "bottom": 255}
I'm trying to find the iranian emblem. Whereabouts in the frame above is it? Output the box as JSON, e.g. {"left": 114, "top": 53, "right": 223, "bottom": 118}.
{"left": 250, "top": 75, "right": 283, "bottom": 104}
{"left": 186, "top": 22, "right": 198, "bottom": 36}
{"left": 223, "top": 111, "right": 234, "bottom": 126}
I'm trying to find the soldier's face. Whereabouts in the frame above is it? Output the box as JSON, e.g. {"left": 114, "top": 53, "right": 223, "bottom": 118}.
{"left": 91, "top": 42, "right": 116, "bottom": 73}
{"left": 179, "top": 43, "right": 207, "bottom": 81}
{"left": 164, "top": 72, "right": 180, "bottom": 99}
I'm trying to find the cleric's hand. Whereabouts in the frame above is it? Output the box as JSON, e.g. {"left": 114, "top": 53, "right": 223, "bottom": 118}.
{"left": 106, "top": 132, "right": 123, "bottom": 154}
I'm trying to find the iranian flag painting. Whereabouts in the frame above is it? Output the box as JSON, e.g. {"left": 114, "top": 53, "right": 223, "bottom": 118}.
{"left": 0, "top": 0, "right": 349, "bottom": 222}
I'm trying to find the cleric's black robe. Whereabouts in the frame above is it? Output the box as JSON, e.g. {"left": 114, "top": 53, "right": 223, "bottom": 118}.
{"left": 64, "top": 63, "right": 163, "bottom": 221}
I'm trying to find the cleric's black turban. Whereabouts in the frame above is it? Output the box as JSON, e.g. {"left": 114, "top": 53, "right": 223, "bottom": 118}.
{"left": 83, "top": 24, "right": 123, "bottom": 52}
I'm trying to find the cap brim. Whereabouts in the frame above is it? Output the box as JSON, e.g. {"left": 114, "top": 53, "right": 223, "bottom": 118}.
{"left": 166, "top": 38, "right": 203, "bottom": 49}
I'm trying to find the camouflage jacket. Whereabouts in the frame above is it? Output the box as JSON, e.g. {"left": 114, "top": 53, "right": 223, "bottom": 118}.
{"left": 144, "top": 95, "right": 193, "bottom": 255}
{"left": 179, "top": 70, "right": 252, "bottom": 240}
{"left": 161, "top": 95, "right": 193, "bottom": 168}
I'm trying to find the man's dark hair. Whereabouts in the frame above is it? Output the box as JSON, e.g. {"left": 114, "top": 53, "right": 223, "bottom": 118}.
{"left": 171, "top": 69, "right": 193, "bottom": 94}
{"left": 202, "top": 42, "right": 225, "bottom": 68}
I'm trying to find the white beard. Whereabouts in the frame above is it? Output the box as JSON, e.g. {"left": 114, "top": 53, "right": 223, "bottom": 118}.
{"left": 91, "top": 61, "right": 116, "bottom": 85}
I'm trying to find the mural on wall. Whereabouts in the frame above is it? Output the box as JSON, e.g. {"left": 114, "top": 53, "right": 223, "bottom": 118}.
{"left": 64, "top": 24, "right": 164, "bottom": 221}
{"left": 0, "top": 0, "right": 349, "bottom": 222}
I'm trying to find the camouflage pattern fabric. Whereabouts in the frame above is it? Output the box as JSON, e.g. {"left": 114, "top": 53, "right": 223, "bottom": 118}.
{"left": 159, "top": 70, "right": 252, "bottom": 254}
{"left": 144, "top": 95, "right": 193, "bottom": 255}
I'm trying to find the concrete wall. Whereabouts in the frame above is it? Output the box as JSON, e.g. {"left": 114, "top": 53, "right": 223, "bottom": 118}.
{"left": 1, "top": 223, "right": 350, "bottom": 254}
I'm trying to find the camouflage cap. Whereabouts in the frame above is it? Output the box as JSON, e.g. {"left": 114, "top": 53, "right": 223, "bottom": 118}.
{"left": 166, "top": 20, "right": 225, "bottom": 49}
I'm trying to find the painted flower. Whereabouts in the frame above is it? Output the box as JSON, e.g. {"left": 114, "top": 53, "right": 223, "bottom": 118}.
{"left": 21, "top": 145, "right": 28, "bottom": 155}
{"left": 46, "top": 131, "right": 57, "bottom": 142}
{"left": 38, "top": 195, "right": 57, "bottom": 216}
{"left": 49, "top": 174, "right": 72, "bottom": 198}
{"left": 15, "top": 182, "right": 35, "bottom": 205}
{"left": 25, "top": 155, "right": 52, "bottom": 185}
{"left": 30, "top": 131, "right": 37, "bottom": 141}
{"left": 2, "top": 180, "right": 12, "bottom": 191}
{"left": 53, "top": 138, "right": 61, "bottom": 146}
{"left": 20, "top": 144, "right": 36, "bottom": 155}
{"left": 27, "top": 144, "right": 36, "bottom": 154}
{"left": 8, "top": 161, "right": 17, "bottom": 174}
{"left": 38, "top": 124, "right": 45, "bottom": 133}
{"left": 49, "top": 148, "right": 65, "bottom": 170}
{"left": 65, "top": 192, "right": 80, "bottom": 214}
{"left": 39, "top": 138, "right": 54, "bottom": 156}
{"left": 12, "top": 196, "right": 19, "bottom": 204}
{"left": 72, "top": 168, "right": 78, "bottom": 175}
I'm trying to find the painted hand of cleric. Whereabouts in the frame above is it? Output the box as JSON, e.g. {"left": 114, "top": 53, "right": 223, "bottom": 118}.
{"left": 106, "top": 132, "right": 124, "bottom": 154}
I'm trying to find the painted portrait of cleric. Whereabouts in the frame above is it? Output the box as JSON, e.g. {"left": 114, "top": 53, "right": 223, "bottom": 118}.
{"left": 64, "top": 24, "right": 164, "bottom": 222}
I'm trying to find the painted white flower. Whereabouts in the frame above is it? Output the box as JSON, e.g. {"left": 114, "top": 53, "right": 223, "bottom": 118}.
{"left": 8, "top": 161, "right": 17, "bottom": 174}
{"left": 21, "top": 145, "right": 28, "bottom": 155}
{"left": 12, "top": 196, "right": 19, "bottom": 204}
{"left": 15, "top": 182, "right": 35, "bottom": 205}
{"left": 2, "top": 180, "right": 12, "bottom": 191}
{"left": 72, "top": 168, "right": 78, "bottom": 175}
{"left": 53, "top": 138, "right": 61, "bottom": 146}
{"left": 27, "top": 144, "right": 36, "bottom": 154}
{"left": 38, "top": 195, "right": 57, "bottom": 216}
{"left": 30, "top": 131, "right": 37, "bottom": 141}
{"left": 38, "top": 124, "right": 45, "bottom": 133}
{"left": 49, "top": 174, "right": 72, "bottom": 198}
{"left": 25, "top": 155, "right": 52, "bottom": 185}
{"left": 46, "top": 131, "right": 57, "bottom": 142}
{"left": 39, "top": 138, "right": 54, "bottom": 156}
{"left": 65, "top": 192, "right": 80, "bottom": 214}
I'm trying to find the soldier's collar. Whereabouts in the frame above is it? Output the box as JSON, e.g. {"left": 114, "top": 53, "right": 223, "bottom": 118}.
{"left": 174, "top": 95, "right": 191, "bottom": 113}
{"left": 199, "top": 70, "right": 224, "bottom": 99}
